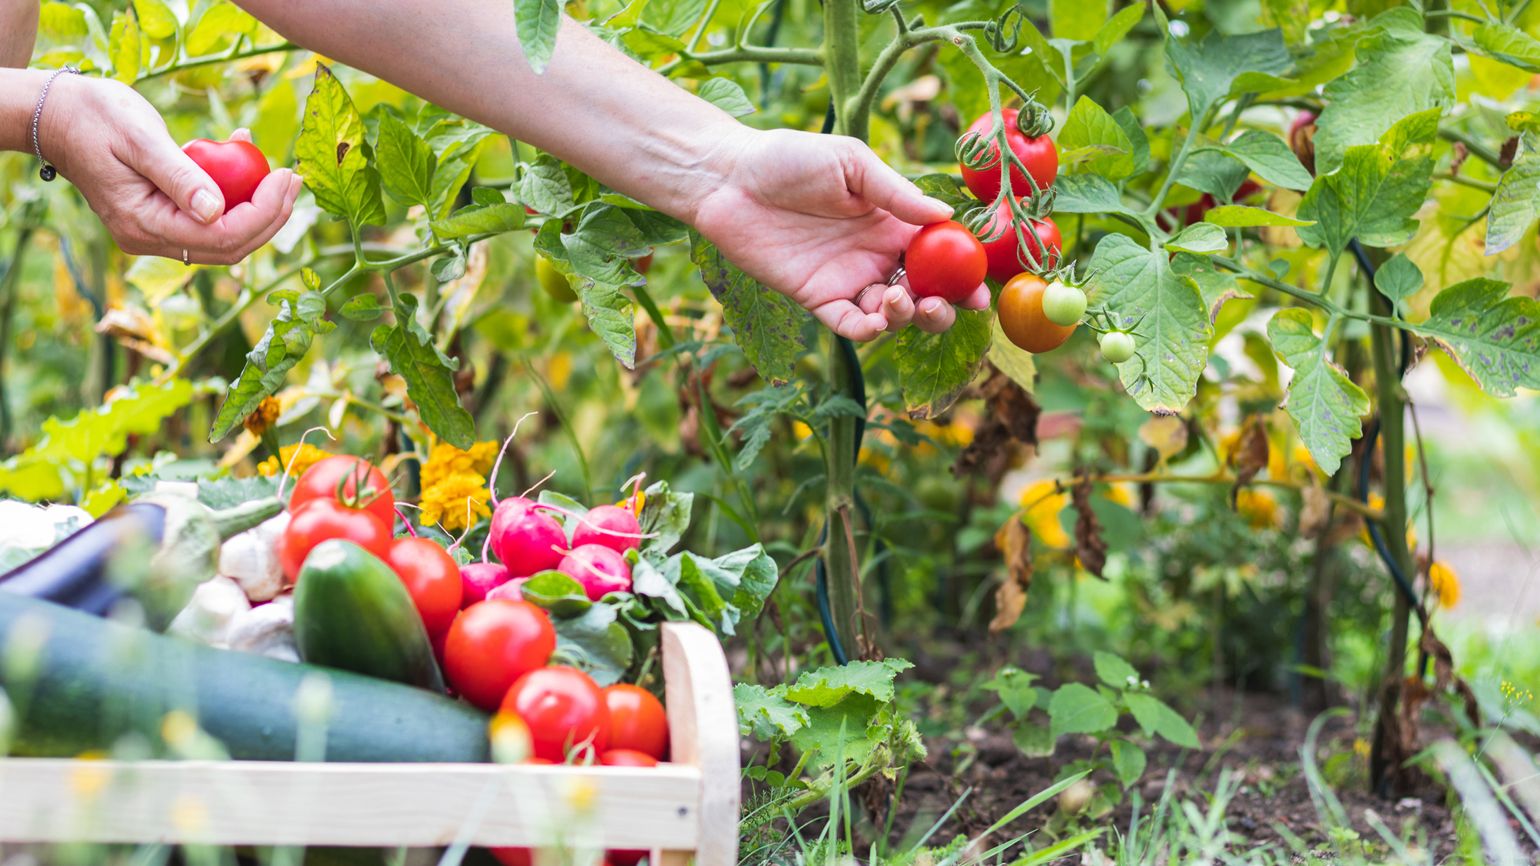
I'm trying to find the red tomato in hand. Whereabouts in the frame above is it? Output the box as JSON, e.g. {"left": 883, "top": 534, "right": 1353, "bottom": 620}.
{"left": 501, "top": 666, "right": 609, "bottom": 762}
{"left": 601, "top": 684, "right": 668, "bottom": 760}
{"left": 385, "top": 537, "right": 463, "bottom": 636}
{"left": 905, "top": 221, "right": 986, "bottom": 303}
{"left": 444, "top": 600, "right": 556, "bottom": 711}
{"left": 958, "top": 109, "right": 1058, "bottom": 203}
{"left": 288, "top": 455, "right": 396, "bottom": 533}
{"left": 979, "top": 203, "right": 1060, "bottom": 284}
{"left": 280, "top": 498, "right": 393, "bottom": 582}
{"left": 182, "top": 139, "right": 270, "bottom": 211}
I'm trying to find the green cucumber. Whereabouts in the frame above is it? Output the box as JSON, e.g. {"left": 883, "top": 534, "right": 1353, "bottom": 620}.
{"left": 293, "top": 539, "right": 446, "bottom": 692}
{"left": 0, "top": 591, "right": 489, "bottom": 762}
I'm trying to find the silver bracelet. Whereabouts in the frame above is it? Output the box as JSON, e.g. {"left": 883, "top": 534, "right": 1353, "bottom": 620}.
{"left": 32, "top": 66, "right": 81, "bottom": 182}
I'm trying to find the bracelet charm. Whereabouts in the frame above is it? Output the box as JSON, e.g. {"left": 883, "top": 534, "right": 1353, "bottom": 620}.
{"left": 32, "top": 66, "right": 82, "bottom": 182}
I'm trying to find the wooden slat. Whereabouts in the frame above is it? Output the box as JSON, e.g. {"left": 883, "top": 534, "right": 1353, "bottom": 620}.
{"left": 660, "top": 623, "right": 740, "bottom": 866}
{"left": 0, "top": 760, "right": 702, "bottom": 848}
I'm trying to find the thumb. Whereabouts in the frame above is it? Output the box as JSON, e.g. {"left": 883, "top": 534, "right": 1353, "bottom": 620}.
{"left": 846, "top": 147, "right": 953, "bottom": 226}
{"left": 130, "top": 135, "right": 225, "bottom": 224}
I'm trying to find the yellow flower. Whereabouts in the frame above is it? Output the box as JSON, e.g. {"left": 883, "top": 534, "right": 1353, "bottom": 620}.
{"left": 1291, "top": 443, "right": 1317, "bottom": 477}
{"left": 420, "top": 471, "right": 492, "bottom": 532}
{"left": 1359, "top": 493, "right": 1417, "bottom": 552}
{"left": 1235, "top": 489, "right": 1279, "bottom": 529}
{"left": 1018, "top": 480, "right": 1070, "bottom": 550}
{"left": 1428, "top": 561, "right": 1460, "bottom": 609}
{"left": 1102, "top": 483, "right": 1137, "bottom": 510}
{"left": 421, "top": 441, "right": 500, "bottom": 489}
{"left": 792, "top": 421, "right": 813, "bottom": 441}
{"left": 257, "top": 443, "right": 331, "bottom": 478}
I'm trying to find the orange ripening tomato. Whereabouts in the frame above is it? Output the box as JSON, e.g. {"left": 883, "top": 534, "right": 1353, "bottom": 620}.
{"left": 997, "top": 273, "right": 1076, "bottom": 353}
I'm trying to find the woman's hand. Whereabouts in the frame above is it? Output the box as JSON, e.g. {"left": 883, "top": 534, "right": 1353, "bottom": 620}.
{"left": 40, "top": 75, "right": 300, "bottom": 265}
{"left": 690, "top": 128, "right": 991, "bottom": 341}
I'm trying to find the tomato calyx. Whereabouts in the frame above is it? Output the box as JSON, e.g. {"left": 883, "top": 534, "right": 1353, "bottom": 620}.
{"left": 330, "top": 459, "right": 392, "bottom": 516}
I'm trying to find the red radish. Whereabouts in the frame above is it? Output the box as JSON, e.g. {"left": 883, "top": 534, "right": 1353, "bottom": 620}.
{"left": 558, "top": 544, "right": 632, "bottom": 600}
{"left": 460, "top": 561, "right": 512, "bottom": 607}
{"left": 570, "top": 504, "right": 644, "bottom": 554}
{"left": 486, "top": 577, "right": 529, "bottom": 603}
{"left": 489, "top": 498, "right": 567, "bottom": 576}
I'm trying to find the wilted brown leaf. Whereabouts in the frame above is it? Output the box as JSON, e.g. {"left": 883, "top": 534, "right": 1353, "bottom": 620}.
{"left": 1228, "top": 415, "right": 1271, "bottom": 489}
{"left": 957, "top": 364, "right": 1041, "bottom": 480}
{"left": 990, "top": 517, "right": 1033, "bottom": 632}
{"left": 1070, "top": 476, "right": 1109, "bottom": 578}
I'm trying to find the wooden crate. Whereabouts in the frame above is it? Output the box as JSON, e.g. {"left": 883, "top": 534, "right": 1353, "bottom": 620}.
{"left": 0, "top": 623, "right": 739, "bottom": 866}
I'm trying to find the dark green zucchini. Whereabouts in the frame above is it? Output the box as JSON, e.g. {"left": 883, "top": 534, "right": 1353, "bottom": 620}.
{"left": 0, "top": 591, "right": 489, "bottom": 762}
{"left": 293, "top": 539, "right": 446, "bottom": 692}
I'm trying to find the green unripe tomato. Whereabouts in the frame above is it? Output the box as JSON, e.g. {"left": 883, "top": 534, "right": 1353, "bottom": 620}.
{"left": 536, "top": 256, "right": 578, "bottom": 302}
{"left": 1041, "top": 281, "right": 1087, "bottom": 327}
{"left": 1099, "top": 330, "right": 1137, "bottom": 364}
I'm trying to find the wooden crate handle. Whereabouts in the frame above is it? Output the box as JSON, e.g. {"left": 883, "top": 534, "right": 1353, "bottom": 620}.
{"left": 659, "top": 622, "right": 739, "bottom": 866}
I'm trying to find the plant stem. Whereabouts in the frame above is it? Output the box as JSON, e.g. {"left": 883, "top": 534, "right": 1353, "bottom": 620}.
{"left": 0, "top": 228, "right": 33, "bottom": 447}
{"left": 658, "top": 45, "right": 823, "bottom": 75}
{"left": 1439, "top": 128, "right": 1505, "bottom": 170}
{"left": 134, "top": 43, "right": 298, "bottom": 83}
{"left": 1146, "top": 108, "right": 1212, "bottom": 219}
{"left": 685, "top": 0, "right": 724, "bottom": 53}
{"left": 1366, "top": 292, "right": 1418, "bottom": 793}
{"left": 1436, "top": 172, "right": 1498, "bottom": 193}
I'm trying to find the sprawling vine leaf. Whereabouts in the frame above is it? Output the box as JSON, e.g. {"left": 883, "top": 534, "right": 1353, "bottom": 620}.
{"left": 1267, "top": 309, "right": 1369, "bottom": 476}
{"left": 1296, "top": 109, "right": 1438, "bottom": 254}
{"left": 514, "top": 0, "right": 563, "bottom": 73}
{"left": 1057, "top": 96, "right": 1136, "bottom": 179}
{"left": 107, "top": 11, "right": 139, "bottom": 83}
{"left": 1203, "top": 205, "right": 1312, "bottom": 228}
{"left": 1171, "top": 255, "right": 1247, "bottom": 323}
{"left": 1165, "top": 29, "right": 1291, "bottom": 119}
{"left": 1087, "top": 236, "right": 1210, "bottom": 413}
{"left": 691, "top": 232, "right": 806, "bottom": 386}
{"left": 375, "top": 110, "right": 437, "bottom": 210}
{"left": 1311, "top": 9, "right": 1453, "bottom": 174}
{"left": 1048, "top": 175, "right": 1135, "bottom": 215}
{"left": 1486, "top": 132, "right": 1540, "bottom": 255}
{"left": 1373, "top": 253, "right": 1423, "bottom": 305}
{"left": 371, "top": 294, "right": 476, "bottom": 448}
{"left": 1471, "top": 23, "right": 1540, "bottom": 73}
{"left": 295, "top": 64, "right": 385, "bottom": 228}
{"left": 1415, "top": 278, "right": 1540, "bottom": 397}
{"left": 1215, "top": 131, "right": 1312, "bottom": 191}
{"left": 896, "top": 309, "right": 991, "bottom": 419}
{"left": 210, "top": 293, "right": 334, "bottom": 442}
{"left": 697, "top": 78, "right": 756, "bottom": 117}
{"left": 1166, "top": 223, "right": 1228, "bottom": 255}
{"left": 1049, "top": 0, "right": 1106, "bottom": 42}
{"left": 185, "top": 3, "right": 256, "bottom": 57}
{"left": 432, "top": 201, "right": 527, "bottom": 240}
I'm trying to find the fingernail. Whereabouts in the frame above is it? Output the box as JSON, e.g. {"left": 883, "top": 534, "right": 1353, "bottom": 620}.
{"left": 885, "top": 287, "right": 905, "bottom": 305}
{"left": 192, "top": 190, "right": 222, "bottom": 223}
{"left": 925, "top": 197, "right": 954, "bottom": 215}
{"left": 922, "top": 299, "right": 942, "bottom": 315}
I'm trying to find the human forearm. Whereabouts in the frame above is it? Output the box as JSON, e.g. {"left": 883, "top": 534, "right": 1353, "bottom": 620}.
{"left": 1, "top": 0, "right": 39, "bottom": 67}
{"left": 0, "top": 68, "right": 48, "bottom": 155}
{"left": 231, "top": 0, "right": 742, "bottom": 222}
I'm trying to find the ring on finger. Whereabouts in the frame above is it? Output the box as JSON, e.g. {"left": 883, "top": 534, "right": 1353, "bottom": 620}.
{"left": 181, "top": 248, "right": 190, "bottom": 266}
{"left": 886, "top": 266, "right": 906, "bottom": 286}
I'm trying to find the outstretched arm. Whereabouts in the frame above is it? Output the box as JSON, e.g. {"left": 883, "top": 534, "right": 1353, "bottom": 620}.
{"left": 232, "top": 1, "right": 989, "bottom": 338}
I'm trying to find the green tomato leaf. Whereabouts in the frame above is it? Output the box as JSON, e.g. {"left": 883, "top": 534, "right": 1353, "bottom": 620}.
{"left": 1296, "top": 109, "right": 1439, "bottom": 254}
{"left": 1050, "top": 0, "right": 1107, "bottom": 41}
{"left": 514, "top": 0, "right": 563, "bottom": 73}
{"left": 1048, "top": 683, "right": 1118, "bottom": 739}
{"left": 642, "top": 0, "right": 707, "bottom": 37}
{"left": 1486, "top": 133, "right": 1540, "bottom": 256}
{"left": 1094, "top": 3, "right": 1145, "bottom": 57}
{"left": 338, "top": 293, "right": 386, "bottom": 321}
{"left": 1048, "top": 174, "right": 1136, "bottom": 216}
{"left": 1416, "top": 278, "right": 1540, "bottom": 398}
{"left": 1174, "top": 149, "right": 1251, "bottom": 200}
{"left": 432, "top": 202, "right": 527, "bottom": 240}
{"left": 1267, "top": 309, "right": 1369, "bottom": 476}
{"left": 697, "top": 78, "right": 756, "bottom": 118}
{"left": 295, "top": 64, "right": 386, "bottom": 228}
{"left": 1111, "top": 739, "right": 1147, "bottom": 788}
{"left": 1057, "top": 96, "right": 1136, "bottom": 179}
{"left": 185, "top": 2, "right": 255, "bottom": 57}
{"left": 1124, "top": 692, "right": 1200, "bottom": 748}
{"left": 1472, "top": 22, "right": 1540, "bottom": 74}
{"left": 209, "top": 298, "right": 331, "bottom": 442}
{"left": 131, "top": 0, "right": 177, "bottom": 40}
{"left": 1171, "top": 254, "right": 1248, "bottom": 323}
{"left": 107, "top": 11, "right": 140, "bottom": 83}
{"left": 988, "top": 317, "right": 1039, "bottom": 393}
{"left": 375, "top": 110, "right": 437, "bottom": 210}
{"left": 1112, "top": 107, "right": 1151, "bottom": 175}
{"left": 1373, "top": 253, "right": 1423, "bottom": 304}
{"left": 897, "top": 309, "right": 991, "bottom": 419}
{"left": 784, "top": 659, "right": 914, "bottom": 708}
{"left": 370, "top": 293, "right": 476, "bottom": 448}
{"left": 691, "top": 231, "right": 806, "bottom": 386}
{"left": 1165, "top": 223, "right": 1229, "bottom": 255}
{"left": 575, "top": 279, "right": 637, "bottom": 369}
{"left": 1312, "top": 9, "right": 1453, "bottom": 175}
{"left": 1203, "top": 205, "right": 1313, "bottom": 227}
{"left": 1087, "top": 235, "right": 1211, "bottom": 413}
{"left": 1165, "top": 28, "right": 1291, "bottom": 119}
{"left": 1092, "top": 651, "right": 1140, "bottom": 690}
{"left": 1216, "top": 130, "right": 1313, "bottom": 191}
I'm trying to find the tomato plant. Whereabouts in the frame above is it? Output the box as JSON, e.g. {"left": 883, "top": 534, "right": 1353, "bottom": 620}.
{"left": 904, "top": 221, "right": 986, "bottom": 303}
{"left": 182, "top": 139, "right": 270, "bottom": 212}
{"left": 979, "top": 204, "right": 1060, "bottom": 284}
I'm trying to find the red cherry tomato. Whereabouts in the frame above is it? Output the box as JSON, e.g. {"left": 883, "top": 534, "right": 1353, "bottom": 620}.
{"left": 385, "top": 537, "right": 463, "bottom": 636}
{"left": 182, "top": 139, "right": 270, "bottom": 211}
{"left": 501, "top": 666, "right": 609, "bottom": 762}
{"left": 905, "top": 221, "right": 986, "bottom": 303}
{"left": 599, "top": 748, "right": 659, "bottom": 767}
{"left": 958, "top": 109, "right": 1058, "bottom": 203}
{"left": 490, "top": 848, "right": 531, "bottom": 866}
{"left": 280, "top": 498, "right": 393, "bottom": 582}
{"left": 287, "top": 455, "right": 396, "bottom": 534}
{"left": 601, "top": 684, "right": 668, "bottom": 760}
{"left": 443, "top": 600, "right": 557, "bottom": 711}
{"left": 979, "top": 202, "right": 1060, "bottom": 284}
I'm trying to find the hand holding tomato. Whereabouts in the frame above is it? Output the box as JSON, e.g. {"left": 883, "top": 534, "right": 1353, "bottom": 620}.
{"left": 30, "top": 75, "right": 299, "bottom": 264}
{"left": 691, "top": 129, "right": 989, "bottom": 340}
